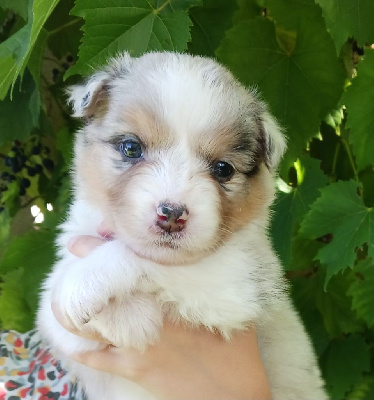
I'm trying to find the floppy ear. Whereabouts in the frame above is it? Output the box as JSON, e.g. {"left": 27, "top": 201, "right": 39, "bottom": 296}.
{"left": 259, "top": 112, "right": 287, "bottom": 171}
{"left": 67, "top": 72, "right": 112, "bottom": 118}
{"left": 67, "top": 52, "right": 133, "bottom": 118}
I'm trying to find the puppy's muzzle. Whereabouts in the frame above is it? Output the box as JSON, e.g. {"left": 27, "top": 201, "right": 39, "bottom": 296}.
{"left": 156, "top": 202, "right": 189, "bottom": 233}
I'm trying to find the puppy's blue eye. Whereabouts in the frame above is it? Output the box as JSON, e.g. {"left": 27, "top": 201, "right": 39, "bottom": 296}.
{"left": 119, "top": 140, "right": 143, "bottom": 159}
{"left": 212, "top": 161, "right": 235, "bottom": 183}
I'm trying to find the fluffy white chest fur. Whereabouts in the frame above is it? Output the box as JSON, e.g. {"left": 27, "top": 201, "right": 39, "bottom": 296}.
{"left": 37, "top": 52, "right": 327, "bottom": 399}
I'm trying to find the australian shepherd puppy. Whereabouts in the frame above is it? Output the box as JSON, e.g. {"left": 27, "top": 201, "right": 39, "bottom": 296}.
{"left": 37, "top": 52, "right": 327, "bottom": 399}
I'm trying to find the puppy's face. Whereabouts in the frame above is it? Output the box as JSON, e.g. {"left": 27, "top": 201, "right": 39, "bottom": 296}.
{"left": 70, "top": 53, "right": 286, "bottom": 265}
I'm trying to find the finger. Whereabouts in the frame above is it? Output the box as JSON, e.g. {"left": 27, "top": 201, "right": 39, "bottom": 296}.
{"left": 97, "top": 221, "right": 114, "bottom": 240}
{"left": 71, "top": 346, "right": 145, "bottom": 379}
{"left": 67, "top": 235, "right": 106, "bottom": 258}
{"left": 51, "top": 302, "right": 113, "bottom": 344}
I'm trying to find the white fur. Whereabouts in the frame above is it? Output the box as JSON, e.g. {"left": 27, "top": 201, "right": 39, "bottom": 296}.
{"left": 37, "top": 52, "right": 327, "bottom": 400}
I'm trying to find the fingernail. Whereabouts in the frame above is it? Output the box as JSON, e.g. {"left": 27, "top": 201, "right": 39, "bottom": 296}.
{"left": 97, "top": 221, "right": 114, "bottom": 240}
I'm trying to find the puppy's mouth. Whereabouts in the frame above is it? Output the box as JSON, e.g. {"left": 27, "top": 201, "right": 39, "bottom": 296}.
{"left": 154, "top": 232, "right": 183, "bottom": 249}
{"left": 149, "top": 223, "right": 185, "bottom": 247}
{"left": 124, "top": 229, "right": 196, "bottom": 265}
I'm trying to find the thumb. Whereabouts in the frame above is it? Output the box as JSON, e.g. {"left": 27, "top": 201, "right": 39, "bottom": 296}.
{"left": 67, "top": 235, "right": 106, "bottom": 258}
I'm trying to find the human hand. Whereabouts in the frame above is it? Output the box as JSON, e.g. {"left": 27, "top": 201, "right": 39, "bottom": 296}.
{"left": 53, "top": 234, "right": 272, "bottom": 400}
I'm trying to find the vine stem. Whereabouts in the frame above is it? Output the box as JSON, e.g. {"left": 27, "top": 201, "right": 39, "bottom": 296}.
{"left": 341, "top": 138, "right": 363, "bottom": 196}
{"left": 154, "top": 0, "right": 172, "bottom": 13}
{"left": 21, "top": 196, "right": 41, "bottom": 209}
{"left": 48, "top": 18, "right": 81, "bottom": 37}
{"left": 331, "top": 142, "right": 341, "bottom": 179}
{"left": 342, "top": 138, "right": 359, "bottom": 182}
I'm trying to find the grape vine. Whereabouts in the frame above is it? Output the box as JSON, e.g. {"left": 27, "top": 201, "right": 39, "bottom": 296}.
{"left": 0, "top": 0, "right": 374, "bottom": 398}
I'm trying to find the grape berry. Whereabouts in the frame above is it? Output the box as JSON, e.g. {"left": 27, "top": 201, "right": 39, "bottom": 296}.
{"left": 0, "top": 140, "right": 54, "bottom": 212}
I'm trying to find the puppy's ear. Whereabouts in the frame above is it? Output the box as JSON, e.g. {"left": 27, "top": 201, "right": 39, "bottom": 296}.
{"left": 259, "top": 113, "right": 287, "bottom": 171}
{"left": 67, "top": 72, "right": 112, "bottom": 118}
{"left": 67, "top": 52, "right": 133, "bottom": 118}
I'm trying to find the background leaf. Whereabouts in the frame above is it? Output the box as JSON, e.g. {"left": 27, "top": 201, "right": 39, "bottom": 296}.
{"left": 265, "top": 0, "right": 322, "bottom": 30}
{"left": 0, "top": 229, "right": 57, "bottom": 321}
{"left": 0, "top": 70, "right": 40, "bottom": 146}
{"left": 66, "top": 0, "right": 202, "bottom": 78}
{"left": 13, "top": 0, "right": 61, "bottom": 74}
{"left": 0, "top": 0, "right": 60, "bottom": 99}
{"left": 341, "top": 49, "right": 374, "bottom": 171}
{"left": 315, "top": 0, "right": 374, "bottom": 51}
{"left": 347, "top": 258, "right": 374, "bottom": 328}
{"left": 0, "top": 0, "right": 28, "bottom": 20}
{"left": 0, "top": 55, "right": 17, "bottom": 100}
{"left": 0, "top": 269, "right": 34, "bottom": 331}
{"left": 300, "top": 180, "right": 374, "bottom": 287}
{"left": 216, "top": 12, "right": 345, "bottom": 173}
{"left": 271, "top": 155, "right": 328, "bottom": 268}
{"left": 188, "top": 0, "right": 236, "bottom": 57}
{"left": 321, "top": 335, "right": 371, "bottom": 399}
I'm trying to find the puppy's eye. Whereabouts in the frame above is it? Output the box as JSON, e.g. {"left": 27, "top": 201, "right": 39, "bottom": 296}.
{"left": 212, "top": 161, "right": 235, "bottom": 183}
{"left": 119, "top": 140, "right": 143, "bottom": 159}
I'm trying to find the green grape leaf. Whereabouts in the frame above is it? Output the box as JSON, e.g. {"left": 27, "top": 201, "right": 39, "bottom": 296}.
{"left": 347, "top": 258, "right": 374, "bottom": 328}
{"left": 45, "top": 0, "right": 83, "bottom": 60}
{"left": 188, "top": 0, "right": 236, "bottom": 57}
{"left": 271, "top": 156, "right": 329, "bottom": 269}
{"left": 0, "top": 181, "right": 20, "bottom": 216}
{"left": 0, "top": 70, "right": 40, "bottom": 146}
{"left": 265, "top": 0, "right": 322, "bottom": 31}
{"left": 292, "top": 269, "right": 364, "bottom": 337}
{"left": 233, "top": 0, "right": 262, "bottom": 23}
{"left": 0, "top": 210, "right": 11, "bottom": 251}
{"left": 309, "top": 122, "right": 354, "bottom": 182}
{"left": 27, "top": 27, "right": 48, "bottom": 88}
{"left": 299, "top": 180, "right": 374, "bottom": 287}
{"left": 289, "top": 237, "right": 322, "bottom": 272}
{"left": 291, "top": 277, "right": 331, "bottom": 356}
{"left": 66, "top": 0, "right": 202, "bottom": 78}
{"left": 0, "top": 268, "right": 34, "bottom": 331}
{"left": 0, "top": 229, "right": 56, "bottom": 312}
{"left": 0, "top": 0, "right": 28, "bottom": 19}
{"left": 13, "top": 0, "right": 60, "bottom": 74}
{"left": 347, "top": 376, "right": 374, "bottom": 400}
{"left": 0, "top": 55, "right": 18, "bottom": 101}
{"left": 216, "top": 15, "right": 345, "bottom": 173}
{"left": 321, "top": 335, "right": 370, "bottom": 400}
{"left": 341, "top": 49, "right": 374, "bottom": 171}
{"left": 315, "top": 270, "right": 364, "bottom": 335}
{"left": 0, "top": 0, "right": 60, "bottom": 99}
{"left": 315, "top": 0, "right": 374, "bottom": 51}
{"left": 56, "top": 127, "right": 74, "bottom": 166}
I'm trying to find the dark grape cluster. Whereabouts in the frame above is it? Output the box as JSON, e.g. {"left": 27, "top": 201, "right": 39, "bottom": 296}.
{"left": 0, "top": 139, "right": 54, "bottom": 212}
{"left": 52, "top": 54, "right": 75, "bottom": 83}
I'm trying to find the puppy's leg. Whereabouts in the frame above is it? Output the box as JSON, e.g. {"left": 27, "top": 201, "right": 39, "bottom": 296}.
{"left": 90, "top": 293, "right": 163, "bottom": 350}
{"left": 51, "top": 240, "right": 136, "bottom": 330}
{"left": 258, "top": 301, "right": 328, "bottom": 399}
{"left": 43, "top": 238, "right": 162, "bottom": 351}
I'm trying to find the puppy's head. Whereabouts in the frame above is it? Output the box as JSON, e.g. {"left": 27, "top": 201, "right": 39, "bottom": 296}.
{"left": 69, "top": 52, "right": 286, "bottom": 265}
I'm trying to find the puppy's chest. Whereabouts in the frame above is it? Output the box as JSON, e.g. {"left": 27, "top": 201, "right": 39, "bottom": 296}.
{"left": 129, "top": 266, "right": 262, "bottom": 329}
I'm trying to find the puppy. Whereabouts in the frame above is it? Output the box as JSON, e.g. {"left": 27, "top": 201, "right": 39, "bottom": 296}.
{"left": 37, "top": 52, "right": 327, "bottom": 399}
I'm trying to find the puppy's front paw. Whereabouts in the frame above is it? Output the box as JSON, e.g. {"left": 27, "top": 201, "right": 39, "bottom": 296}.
{"left": 52, "top": 239, "right": 140, "bottom": 332}
{"left": 55, "top": 276, "right": 108, "bottom": 330}
{"left": 93, "top": 293, "right": 163, "bottom": 350}
{"left": 53, "top": 254, "right": 115, "bottom": 330}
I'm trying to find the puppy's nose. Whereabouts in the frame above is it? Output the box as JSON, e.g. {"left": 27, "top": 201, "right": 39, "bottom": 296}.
{"left": 156, "top": 203, "right": 189, "bottom": 233}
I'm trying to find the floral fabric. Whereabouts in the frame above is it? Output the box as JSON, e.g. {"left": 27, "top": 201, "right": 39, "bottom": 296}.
{"left": 0, "top": 330, "right": 85, "bottom": 400}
